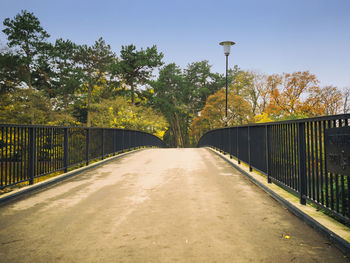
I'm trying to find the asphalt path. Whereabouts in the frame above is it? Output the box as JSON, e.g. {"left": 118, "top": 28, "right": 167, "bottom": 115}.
{"left": 0, "top": 148, "right": 348, "bottom": 262}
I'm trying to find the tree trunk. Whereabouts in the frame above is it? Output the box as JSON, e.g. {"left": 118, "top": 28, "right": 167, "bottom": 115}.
{"left": 174, "top": 113, "right": 184, "bottom": 147}
{"left": 87, "top": 82, "right": 93, "bottom": 127}
{"left": 131, "top": 83, "right": 135, "bottom": 104}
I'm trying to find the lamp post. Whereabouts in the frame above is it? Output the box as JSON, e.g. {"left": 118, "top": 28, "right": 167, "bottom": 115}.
{"left": 219, "top": 41, "right": 235, "bottom": 127}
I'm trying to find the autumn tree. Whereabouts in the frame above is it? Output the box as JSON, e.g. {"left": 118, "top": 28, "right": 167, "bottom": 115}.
{"left": 264, "top": 71, "right": 320, "bottom": 119}
{"left": 230, "top": 70, "right": 267, "bottom": 115}
{"left": 343, "top": 87, "right": 350, "bottom": 114}
{"left": 191, "top": 89, "right": 253, "bottom": 139}
{"left": 305, "top": 85, "right": 343, "bottom": 115}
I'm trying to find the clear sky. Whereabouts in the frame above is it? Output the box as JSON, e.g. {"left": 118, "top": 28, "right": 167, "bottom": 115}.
{"left": 1, "top": 0, "right": 350, "bottom": 89}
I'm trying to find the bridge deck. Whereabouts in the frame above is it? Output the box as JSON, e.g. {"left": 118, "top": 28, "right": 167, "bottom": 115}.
{"left": 0, "top": 148, "right": 347, "bottom": 262}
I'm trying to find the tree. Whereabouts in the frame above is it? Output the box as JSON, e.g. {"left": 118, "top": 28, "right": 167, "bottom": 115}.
{"left": 115, "top": 44, "right": 164, "bottom": 103}
{"left": 343, "top": 87, "right": 350, "bottom": 114}
{"left": 230, "top": 70, "right": 267, "bottom": 115}
{"left": 151, "top": 63, "right": 189, "bottom": 147}
{"left": 2, "top": 10, "right": 50, "bottom": 124}
{"left": 90, "top": 97, "right": 168, "bottom": 138}
{"left": 306, "top": 85, "right": 343, "bottom": 115}
{"left": 191, "top": 89, "right": 253, "bottom": 137}
{"left": 264, "top": 71, "right": 320, "bottom": 119}
{"left": 184, "top": 60, "right": 224, "bottom": 114}
{"left": 76, "top": 37, "right": 115, "bottom": 126}
{"left": 49, "top": 38, "right": 82, "bottom": 110}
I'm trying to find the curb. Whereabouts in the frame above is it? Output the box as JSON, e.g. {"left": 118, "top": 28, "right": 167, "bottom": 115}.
{"left": 207, "top": 147, "right": 350, "bottom": 256}
{"left": 0, "top": 148, "right": 146, "bottom": 206}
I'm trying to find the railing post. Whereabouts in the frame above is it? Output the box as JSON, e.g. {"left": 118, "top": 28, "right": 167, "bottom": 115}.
{"left": 237, "top": 127, "right": 240, "bottom": 164}
{"left": 113, "top": 129, "right": 116, "bottom": 155}
{"left": 63, "top": 128, "right": 68, "bottom": 173}
{"left": 248, "top": 126, "right": 252, "bottom": 172}
{"left": 101, "top": 129, "right": 104, "bottom": 160}
{"left": 28, "top": 127, "right": 35, "bottom": 185}
{"left": 298, "top": 122, "right": 307, "bottom": 205}
{"left": 266, "top": 125, "right": 272, "bottom": 183}
{"left": 86, "top": 128, "right": 89, "bottom": 165}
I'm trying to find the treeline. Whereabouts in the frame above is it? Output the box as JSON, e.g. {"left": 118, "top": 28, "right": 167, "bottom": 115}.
{"left": 1, "top": 10, "right": 349, "bottom": 147}
{"left": 191, "top": 71, "right": 350, "bottom": 142}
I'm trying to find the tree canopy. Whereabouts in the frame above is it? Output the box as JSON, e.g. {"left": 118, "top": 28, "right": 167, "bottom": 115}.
{"left": 1, "top": 10, "right": 349, "bottom": 147}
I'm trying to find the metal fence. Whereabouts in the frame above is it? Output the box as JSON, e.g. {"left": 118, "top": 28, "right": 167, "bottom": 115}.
{"left": 0, "top": 124, "right": 165, "bottom": 189}
{"left": 198, "top": 114, "right": 350, "bottom": 224}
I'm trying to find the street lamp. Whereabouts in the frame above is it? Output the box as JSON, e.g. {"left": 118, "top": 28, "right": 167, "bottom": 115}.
{"left": 219, "top": 41, "right": 235, "bottom": 127}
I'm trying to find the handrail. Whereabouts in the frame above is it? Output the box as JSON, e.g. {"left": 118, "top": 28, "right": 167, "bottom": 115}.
{"left": 0, "top": 125, "right": 166, "bottom": 189}
{"left": 198, "top": 114, "right": 350, "bottom": 224}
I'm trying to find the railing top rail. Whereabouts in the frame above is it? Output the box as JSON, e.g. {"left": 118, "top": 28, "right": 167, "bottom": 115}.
{"left": 200, "top": 113, "right": 350, "bottom": 137}
{"left": 0, "top": 123, "right": 161, "bottom": 137}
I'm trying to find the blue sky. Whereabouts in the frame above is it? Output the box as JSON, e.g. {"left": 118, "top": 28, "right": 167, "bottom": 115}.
{"left": 1, "top": 0, "right": 350, "bottom": 89}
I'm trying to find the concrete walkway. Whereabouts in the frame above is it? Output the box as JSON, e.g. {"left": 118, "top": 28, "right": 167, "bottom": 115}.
{"left": 0, "top": 148, "right": 347, "bottom": 262}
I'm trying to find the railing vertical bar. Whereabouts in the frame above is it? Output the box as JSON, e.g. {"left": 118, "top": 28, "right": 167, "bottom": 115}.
{"left": 280, "top": 124, "right": 284, "bottom": 183}
{"left": 9, "top": 126, "right": 13, "bottom": 184}
{"left": 39, "top": 128, "right": 42, "bottom": 176}
{"left": 298, "top": 122, "right": 307, "bottom": 205}
{"left": 24, "top": 128, "right": 28, "bottom": 181}
{"left": 291, "top": 123, "right": 296, "bottom": 190}
{"left": 286, "top": 124, "right": 293, "bottom": 189}
{"left": 5, "top": 127, "right": 8, "bottom": 186}
{"left": 315, "top": 122, "right": 320, "bottom": 203}
{"left": 28, "top": 127, "right": 35, "bottom": 185}
{"left": 311, "top": 122, "right": 316, "bottom": 201}
{"left": 328, "top": 120, "right": 334, "bottom": 210}
{"left": 64, "top": 128, "right": 68, "bottom": 173}
{"left": 306, "top": 122, "right": 311, "bottom": 198}
{"left": 270, "top": 126, "right": 274, "bottom": 180}
{"left": 237, "top": 127, "right": 240, "bottom": 164}
{"left": 20, "top": 127, "right": 23, "bottom": 182}
{"left": 266, "top": 125, "right": 271, "bottom": 183}
{"left": 248, "top": 126, "right": 252, "bottom": 172}
{"left": 333, "top": 119, "right": 340, "bottom": 213}
{"left": 285, "top": 124, "right": 289, "bottom": 186}
{"left": 293, "top": 123, "right": 297, "bottom": 190}
{"left": 346, "top": 118, "right": 350, "bottom": 218}
{"left": 0, "top": 126, "right": 3, "bottom": 188}
{"left": 16, "top": 127, "right": 19, "bottom": 184}
{"left": 324, "top": 121, "right": 329, "bottom": 208}
{"left": 318, "top": 121, "right": 324, "bottom": 205}
{"left": 86, "top": 128, "right": 90, "bottom": 165}
{"left": 340, "top": 119, "right": 346, "bottom": 216}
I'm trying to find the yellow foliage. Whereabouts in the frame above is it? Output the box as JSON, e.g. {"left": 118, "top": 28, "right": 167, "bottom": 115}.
{"left": 254, "top": 112, "right": 274, "bottom": 123}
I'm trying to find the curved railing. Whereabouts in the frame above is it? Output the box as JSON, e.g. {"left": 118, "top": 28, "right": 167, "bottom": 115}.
{"left": 0, "top": 124, "right": 166, "bottom": 189}
{"left": 198, "top": 114, "right": 350, "bottom": 223}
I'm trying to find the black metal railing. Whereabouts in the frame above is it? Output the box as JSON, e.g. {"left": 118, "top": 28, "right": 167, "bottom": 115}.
{"left": 0, "top": 124, "right": 165, "bottom": 189}
{"left": 198, "top": 114, "right": 350, "bottom": 223}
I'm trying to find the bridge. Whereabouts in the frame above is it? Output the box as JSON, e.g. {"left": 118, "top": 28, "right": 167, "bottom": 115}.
{"left": 0, "top": 115, "right": 350, "bottom": 262}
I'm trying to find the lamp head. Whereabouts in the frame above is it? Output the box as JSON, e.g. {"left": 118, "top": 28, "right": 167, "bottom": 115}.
{"left": 219, "top": 41, "right": 235, "bottom": 56}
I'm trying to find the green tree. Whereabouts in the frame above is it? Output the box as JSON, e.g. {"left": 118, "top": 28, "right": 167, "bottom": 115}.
{"left": 184, "top": 60, "right": 224, "bottom": 115}
{"left": 2, "top": 10, "right": 51, "bottom": 123}
{"left": 115, "top": 44, "right": 164, "bottom": 104}
{"left": 76, "top": 37, "right": 115, "bottom": 126}
{"left": 151, "top": 63, "right": 189, "bottom": 147}
{"left": 50, "top": 38, "right": 82, "bottom": 110}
